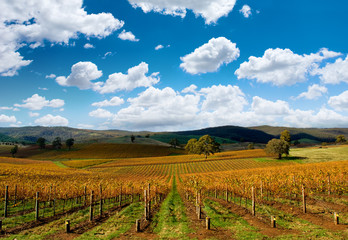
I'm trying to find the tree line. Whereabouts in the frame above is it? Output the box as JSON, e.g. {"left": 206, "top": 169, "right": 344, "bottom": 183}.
{"left": 36, "top": 137, "right": 74, "bottom": 150}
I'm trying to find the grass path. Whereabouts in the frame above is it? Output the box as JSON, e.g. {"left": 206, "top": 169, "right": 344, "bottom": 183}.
{"left": 152, "top": 176, "right": 192, "bottom": 239}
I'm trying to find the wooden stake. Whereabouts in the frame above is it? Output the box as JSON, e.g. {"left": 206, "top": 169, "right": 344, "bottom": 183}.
{"left": 271, "top": 216, "right": 276, "bottom": 228}
{"left": 89, "top": 190, "right": 94, "bottom": 221}
{"left": 302, "top": 185, "right": 306, "bottom": 213}
{"left": 4, "top": 185, "right": 8, "bottom": 218}
{"left": 197, "top": 205, "right": 201, "bottom": 219}
{"left": 35, "top": 192, "right": 40, "bottom": 221}
{"left": 136, "top": 219, "right": 140, "bottom": 232}
{"left": 206, "top": 217, "right": 211, "bottom": 230}
{"left": 65, "top": 219, "right": 70, "bottom": 233}
{"left": 334, "top": 212, "right": 339, "bottom": 225}
{"left": 252, "top": 186, "right": 255, "bottom": 216}
{"left": 328, "top": 174, "right": 331, "bottom": 195}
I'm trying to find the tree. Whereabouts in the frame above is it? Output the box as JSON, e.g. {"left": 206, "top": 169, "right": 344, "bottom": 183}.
{"left": 186, "top": 135, "right": 220, "bottom": 159}
{"left": 37, "top": 137, "right": 46, "bottom": 149}
{"left": 265, "top": 139, "right": 290, "bottom": 159}
{"left": 280, "top": 130, "right": 291, "bottom": 143}
{"left": 336, "top": 135, "right": 347, "bottom": 144}
{"left": 169, "top": 138, "right": 180, "bottom": 148}
{"left": 131, "top": 135, "right": 135, "bottom": 143}
{"left": 185, "top": 138, "right": 198, "bottom": 153}
{"left": 66, "top": 138, "right": 74, "bottom": 150}
{"left": 10, "top": 145, "right": 18, "bottom": 158}
{"left": 52, "top": 137, "right": 62, "bottom": 150}
{"left": 248, "top": 143, "right": 255, "bottom": 150}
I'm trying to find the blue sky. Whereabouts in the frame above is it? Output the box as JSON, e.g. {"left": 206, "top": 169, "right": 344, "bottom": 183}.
{"left": 0, "top": 0, "right": 348, "bottom": 131}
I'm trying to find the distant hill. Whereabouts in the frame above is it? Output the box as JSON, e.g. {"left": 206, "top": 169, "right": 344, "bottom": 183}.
{"left": 0, "top": 125, "right": 347, "bottom": 145}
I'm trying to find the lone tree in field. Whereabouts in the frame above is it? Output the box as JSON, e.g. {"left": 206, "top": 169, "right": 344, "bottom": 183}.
{"left": 336, "top": 135, "right": 347, "bottom": 144}
{"left": 169, "top": 138, "right": 180, "bottom": 148}
{"left": 186, "top": 135, "right": 220, "bottom": 159}
{"left": 66, "top": 138, "right": 74, "bottom": 150}
{"left": 37, "top": 137, "right": 46, "bottom": 149}
{"left": 52, "top": 137, "right": 62, "bottom": 150}
{"left": 131, "top": 135, "right": 135, "bottom": 143}
{"left": 10, "top": 145, "right": 18, "bottom": 158}
{"left": 265, "top": 139, "right": 290, "bottom": 159}
{"left": 280, "top": 130, "right": 291, "bottom": 143}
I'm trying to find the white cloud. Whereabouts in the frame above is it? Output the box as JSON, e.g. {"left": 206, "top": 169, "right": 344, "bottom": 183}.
{"left": 0, "top": 107, "right": 13, "bottom": 110}
{"left": 38, "top": 87, "right": 48, "bottom": 90}
{"left": 0, "top": 114, "right": 17, "bottom": 123}
{"left": 118, "top": 30, "right": 139, "bottom": 42}
{"left": 251, "top": 96, "right": 290, "bottom": 115}
{"left": 29, "top": 112, "right": 40, "bottom": 117}
{"left": 89, "top": 108, "right": 114, "bottom": 118}
{"left": 314, "top": 55, "right": 348, "bottom": 84}
{"left": 14, "top": 94, "right": 65, "bottom": 110}
{"left": 155, "top": 44, "right": 164, "bottom": 50}
{"left": 128, "top": 0, "right": 237, "bottom": 24}
{"left": 45, "top": 74, "right": 56, "bottom": 79}
{"left": 328, "top": 91, "right": 348, "bottom": 111}
{"left": 180, "top": 37, "right": 240, "bottom": 74}
{"left": 84, "top": 43, "right": 95, "bottom": 49}
{"left": 34, "top": 114, "right": 69, "bottom": 126}
{"left": 0, "top": 0, "right": 124, "bottom": 76}
{"left": 13, "top": 108, "right": 20, "bottom": 112}
{"left": 111, "top": 87, "right": 200, "bottom": 130}
{"left": 56, "top": 62, "right": 102, "bottom": 89}
{"left": 182, "top": 84, "right": 198, "bottom": 94}
{"left": 240, "top": 5, "right": 251, "bottom": 18}
{"left": 235, "top": 48, "right": 341, "bottom": 86}
{"left": 92, "top": 97, "right": 125, "bottom": 107}
{"left": 296, "top": 84, "right": 328, "bottom": 100}
{"left": 77, "top": 123, "right": 94, "bottom": 129}
{"left": 94, "top": 62, "right": 160, "bottom": 93}
{"left": 102, "top": 52, "right": 113, "bottom": 59}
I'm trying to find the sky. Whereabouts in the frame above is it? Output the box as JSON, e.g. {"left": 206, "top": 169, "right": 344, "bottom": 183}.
{"left": 0, "top": 0, "right": 348, "bottom": 131}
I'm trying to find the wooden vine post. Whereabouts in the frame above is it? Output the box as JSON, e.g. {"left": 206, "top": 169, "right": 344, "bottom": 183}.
{"left": 35, "top": 192, "right": 40, "bottom": 221}
{"left": 89, "top": 190, "right": 94, "bottom": 221}
{"left": 334, "top": 212, "right": 339, "bottom": 225}
{"left": 271, "top": 216, "right": 276, "bottom": 228}
{"left": 225, "top": 186, "right": 228, "bottom": 202}
{"left": 327, "top": 174, "right": 331, "bottom": 195}
{"left": 99, "top": 185, "right": 103, "bottom": 216}
{"left": 302, "top": 185, "right": 306, "bottom": 213}
{"left": 144, "top": 189, "right": 148, "bottom": 220}
{"left": 14, "top": 185, "right": 17, "bottom": 205}
{"left": 4, "top": 185, "right": 8, "bottom": 218}
{"left": 84, "top": 186, "right": 87, "bottom": 205}
{"left": 136, "top": 219, "right": 140, "bottom": 232}
{"left": 206, "top": 217, "right": 211, "bottom": 230}
{"left": 65, "top": 219, "right": 70, "bottom": 233}
{"left": 147, "top": 183, "right": 151, "bottom": 218}
{"left": 252, "top": 186, "right": 256, "bottom": 216}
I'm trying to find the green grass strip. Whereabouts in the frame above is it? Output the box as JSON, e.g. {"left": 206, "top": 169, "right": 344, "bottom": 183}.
{"left": 204, "top": 199, "right": 264, "bottom": 240}
{"left": 152, "top": 176, "right": 191, "bottom": 239}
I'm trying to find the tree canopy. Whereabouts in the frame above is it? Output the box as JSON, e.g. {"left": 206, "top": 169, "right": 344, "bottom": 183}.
{"left": 66, "top": 138, "right": 74, "bottom": 150}
{"left": 10, "top": 145, "right": 18, "bottom": 158}
{"left": 185, "top": 135, "right": 220, "bottom": 159}
{"left": 280, "top": 130, "right": 291, "bottom": 143}
{"left": 265, "top": 138, "right": 290, "bottom": 159}
{"left": 169, "top": 138, "right": 180, "bottom": 148}
{"left": 52, "top": 137, "right": 62, "bottom": 150}
{"left": 336, "top": 135, "right": 347, "bottom": 144}
{"left": 37, "top": 137, "right": 46, "bottom": 149}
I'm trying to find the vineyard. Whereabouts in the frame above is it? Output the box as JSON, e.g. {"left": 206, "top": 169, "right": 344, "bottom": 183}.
{"left": 0, "top": 145, "right": 347, "bottom": 239}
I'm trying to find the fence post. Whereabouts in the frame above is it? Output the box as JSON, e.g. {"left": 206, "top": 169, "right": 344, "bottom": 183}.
{"left": 225, "top": 187, "right": 228, "bottom": 202}
{"left": 136, "top": 219, "right": 140, "bottom": 232}
{"left": 302, "top": 185, "right": 306, "bottom": 213}
{"left": 89, "top": 190, "right": 94, "bottom": 221}
{"left": 144, "top": 189, "right": 148, "bottom": 220}
{"left": 334, "top": 212, "right": 339, "bottom": 225}
{"left": 84, "top": 186, "right": 87, "bottom": 206}
{"left": 14, "top": 185, "right": 17, "bottom": 205}
{"left": 65, "top": 219, "right": 70, "bottom": 233}
{"left": 0, "top": 219, "right": 2, "bottom": 233}
{"left": 4, "top": 186, "right": 8, "bottom": 218}
{"left": 35, "top": 192, "right": 40, "bottom": 221}
{"left": 197, "top": 205, "right": 201, "bottom": 219}
{"left": 328, "top": 174, "right": 331, "bottom": 195}
{"left": 252, "top": 186, "right": 255, "bottom": 216}
{"left": 100, "top": 185, "right": 103, "bottom": 216}
{"left": 271, "top": 216, "right": 276, "bottom": 228}
{"left": 206, "top": 217, "right": 210, "bottom": 230}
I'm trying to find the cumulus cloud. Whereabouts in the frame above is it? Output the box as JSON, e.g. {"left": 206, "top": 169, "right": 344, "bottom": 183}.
{"left": 29, "top": 112, "right": 40, "bottom": 117}
{"left": 34, "top": 114, "right": 69, "bottom": 126}
{"left": 235, "top": 48, "right": 341, "bottom": 86}
{"left": 118, "top": 30, "right": 139, "bottom": 42}
{"left": 84, "top": 43, "right": 95, "bottom": 49}
{"left": 296, "top": 84, "right": 328, "bottom": 100}
{"left": 0, "top": 114, "right": 17, "bottom": 123}
{"left": 314, "top": 55, "right": 348, "bottom": 84}
{"left": 45, "top": 74, "right": 56, "bottom": 79}
{"left": 240, "top": 5, "right": 251, "bottom": 18}
{"left": 251, "top": 96, "right": 290, "bottom": 115}
{"left": 0, "top": 107, "right": 13, "bottom": 110}
{"left": 128, "top": 0, "right": 237, "bottom": 24}
{"left": 0, "top": 0, "right": 124, "bottom": 76}
{"left": 14, "top": 94, "right": 64, "bottom": 110}
{"left": 56, "top": 62, "right": 102, "bottom": 89}
{"left": 182, "top": 84, "right": 198, "bottom": 94}
{"left": 180, "top": 37, "right": 240, "bottom": 74}
{"left": 155, "top": 45, "right": 164, "bottom": 50}
{"left": 94, "top": 62, "right": 160, "bottom": 93}
{"left": 77, "top": 123, "right": 94, "bottom": 129}
{"left": 89, "top": 108, "right": 114, "bottom": 118}
{"left": 92, "top": 97, "right": 125, "bottom": 107}
{"left": 111, "top": 87, "right": 200, "bottom": 130}
{"left": 328, "top": 91, "right": 348, "bottom": 111}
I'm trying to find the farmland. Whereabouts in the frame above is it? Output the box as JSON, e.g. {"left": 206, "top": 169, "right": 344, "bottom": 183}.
{"left": 0, "top": 144, "right": 347, "bottom": 239}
